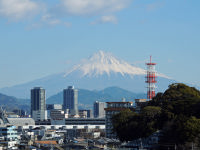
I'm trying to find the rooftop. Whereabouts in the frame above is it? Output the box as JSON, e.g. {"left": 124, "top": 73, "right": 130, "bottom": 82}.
{"left": 34, "top": 140, "right": 57, "bottom": 145}
{"left": 106, "top": 102, "right": 133, "bottom": 104}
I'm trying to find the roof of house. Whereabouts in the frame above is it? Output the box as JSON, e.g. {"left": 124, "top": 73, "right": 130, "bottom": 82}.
{"left": 35, "top": 141, "right": 57, "bottom": 145}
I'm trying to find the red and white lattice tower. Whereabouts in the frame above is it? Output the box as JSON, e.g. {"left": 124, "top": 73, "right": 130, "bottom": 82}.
{"left": 146, "top": 56, "right": 157, "bottom": 100}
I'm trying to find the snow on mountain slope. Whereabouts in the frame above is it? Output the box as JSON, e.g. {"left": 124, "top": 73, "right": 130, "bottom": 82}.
{"left": 0, "top": 50, "right": 173, "bottom": 98}
{"left": 64, "top": 51, "right": 168, "bottom": 78}
{"left": 64, "top": 51, "right": 146, "bottom": 77}
{"left": 64, "top": 50, "right": 168, "bottom": 78}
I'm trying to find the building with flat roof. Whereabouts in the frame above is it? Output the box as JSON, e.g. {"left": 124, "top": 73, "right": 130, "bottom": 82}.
{"left": 63, "top": 86, "right": 78, "bottom": 116}
{"left": 79, "top": 109, "right": 93, "bottom": 118}
{"left": 0, "top": 125, "right": 18, "bottom": 141}
{"left": 65, "top": 118, "right": 105, "bottom": 125}
{"left": 94, "top": 101, "right": 105, "bottom": 118}
{"left": 50, "top": 110, "right": 68, "bottom": 125}
{"left": 31, "top": 87, "right": 47, "bottom": 121}
{"left": 135, "top": 99, "right": 147, "bottom": 112}
{"left": 105, "top": 101, "right": 133, "bottom": 139}
{"left": 46, "top": 104, "right": 62, "bottom": 119}
{"left": 7, "top": 118, "right": 35, "bottom": 126}
{"left": 46, "top": 104, "right": 62, "bottom": 110}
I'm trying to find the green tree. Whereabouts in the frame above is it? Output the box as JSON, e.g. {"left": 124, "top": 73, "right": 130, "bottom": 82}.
{"left": 112, "top": 106, "right": 162, "bottom": 141}
{"left": 112, "top": 83, "right": 200, "bottom": 147}
{"left": 112, "top": 109, "right": 139, "bottom": 141}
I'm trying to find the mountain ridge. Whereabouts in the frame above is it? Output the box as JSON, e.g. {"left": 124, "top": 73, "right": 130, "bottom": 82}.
{"left": 0, "top": 93, "right": 29, "bottom": 112}
{"left": 0, "top": 51, "right": 174, "bottom": 98}
{"left": 64, "top": 51, "right": 147, "bottom": 78}
{"left": 46, "top": 86, "right": 146, "bottom": 109}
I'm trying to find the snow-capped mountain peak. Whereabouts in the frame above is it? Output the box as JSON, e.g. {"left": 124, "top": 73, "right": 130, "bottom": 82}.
{"left": 0, "top": 50, "right": 173, "bottom": 98}
{"left": 64, "top": 50, "right": 146, "bottom": 77}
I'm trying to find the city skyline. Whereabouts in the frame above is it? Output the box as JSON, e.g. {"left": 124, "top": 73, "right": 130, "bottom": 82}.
{"left": 0, "top": 0, "right": 200, "bottom": 88}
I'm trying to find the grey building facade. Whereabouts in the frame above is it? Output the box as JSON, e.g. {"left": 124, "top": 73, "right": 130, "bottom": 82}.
{"left": 46, "top": 104, "right": 63, "bottom": 119}
{"left": 31, "top": 87, "right": 47, "bottom": 121}
{"left": 93, "top": 101, "right": 105, "bottom": 118}
{"left": 63, "top": 86, "right": 78, "bottom": 116}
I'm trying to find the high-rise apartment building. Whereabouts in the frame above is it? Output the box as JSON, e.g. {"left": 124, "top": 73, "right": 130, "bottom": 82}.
{"left": 63, "top": 86, "right": 78, "bottom": 116}
{"left": 31, "top": 87, "right": 47, "bottom": 121}
{"left": 93, "top": 101, "right": 105, "bottom": 118}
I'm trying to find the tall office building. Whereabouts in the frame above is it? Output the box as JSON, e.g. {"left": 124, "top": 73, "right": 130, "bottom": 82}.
{"left": 93, "top": 101, "right": 105, "bottom": 118}
{"left": 31, "top": 87, "right": 47, "bottom": 121}
{"left": 63, "top": 86, "right": 78, "bottom": 116}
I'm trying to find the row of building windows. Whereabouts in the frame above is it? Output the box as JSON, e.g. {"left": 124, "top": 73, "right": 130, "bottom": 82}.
{"left": 107, "top": 103, "right": 132, "bottom": 108}
{"left": 1, "top": 133, "right": 17, "bottom": 136}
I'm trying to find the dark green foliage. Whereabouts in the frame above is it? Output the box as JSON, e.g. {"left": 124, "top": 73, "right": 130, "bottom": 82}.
{"left": 157, "top": 83, "right": 200, "bottom": 101}
{"left": 112, "top": 83, "right": 200, "bottom": 148}
{"left": 112, "top": 109, "right": 139, "bottom": 141}
{"left": 112, "top": 106, "right": 162, "bottom": 141}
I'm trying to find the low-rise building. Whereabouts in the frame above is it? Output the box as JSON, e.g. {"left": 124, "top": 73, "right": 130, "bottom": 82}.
{"left": 79, "top": 110, "right": 93, "bottom": 118}
{"left": 65, "top": 118, "right": 105, "bottom": 125}
{"left": 50, "top": 110, "right": 68, "bottom": 125}
{"left": 78, "top": 110, "right": 87, "bottom": 118}
{"left": 8, "top": 118, "right": 35, "bottom": 126}
{"left": 0, "top": 125, "right": 18, "bottom": 141}
{"left": 46, "top": 104, "right": 62, "bottom": 118}
{"left": 135, "top": 99, "right": 147, "bottom": 112}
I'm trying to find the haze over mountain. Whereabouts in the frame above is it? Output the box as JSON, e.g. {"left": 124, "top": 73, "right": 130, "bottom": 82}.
{"left": 0, "top": 93, "right": 29, "bottom": 112}
{"left": 0, "top": 51, "right": 175, "bottom": 98}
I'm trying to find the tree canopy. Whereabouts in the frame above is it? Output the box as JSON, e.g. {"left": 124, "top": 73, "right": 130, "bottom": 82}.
{"left": 112, "top": 83, "right": 200, "bottom": 148}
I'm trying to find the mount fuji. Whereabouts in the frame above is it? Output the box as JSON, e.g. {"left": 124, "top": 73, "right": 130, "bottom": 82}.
{"left": 0, "top": 51, "right": 175, "bottom": 98}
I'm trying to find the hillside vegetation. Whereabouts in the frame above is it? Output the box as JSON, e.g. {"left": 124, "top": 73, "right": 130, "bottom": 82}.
{"left": 112, "top": 83, "right": 200, "bottom": 149}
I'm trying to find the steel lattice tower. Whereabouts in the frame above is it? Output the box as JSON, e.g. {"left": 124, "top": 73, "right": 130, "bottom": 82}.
{"left": 146, "top": 56, "right": 157, "bottom": 100}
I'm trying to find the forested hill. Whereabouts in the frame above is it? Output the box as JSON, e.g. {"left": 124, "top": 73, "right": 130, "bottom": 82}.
{"left": 112, "top": 83, "right": 200, "bottom": 149}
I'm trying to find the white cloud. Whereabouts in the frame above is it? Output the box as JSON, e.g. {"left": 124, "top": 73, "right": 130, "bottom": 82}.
{"left": 58, "top": 0, "right": 132, "bottom": 16}
{"left": 91, "top": 15, "right": 118, "bottom": 24}
{"left": 0, "top": 0, "right": 42, "bottom": 20}
{"left": 41, "top": 14, "right": 72, "bottom": 27}
{"left": 41, "top": 14, "right": 61, "bottom": 25}
{"left": 101, "top": 15, "right": 117, "bottom": 23}
{"left": 0, "top": 0, "right": 133, "bottom": 26}
{"left": 26, "top": 14, "right": 72, "bottom": 30}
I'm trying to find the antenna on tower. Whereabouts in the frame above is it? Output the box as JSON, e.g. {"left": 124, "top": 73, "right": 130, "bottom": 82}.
{"left": 146, "top": 56, "right": 157, "bottom": 100}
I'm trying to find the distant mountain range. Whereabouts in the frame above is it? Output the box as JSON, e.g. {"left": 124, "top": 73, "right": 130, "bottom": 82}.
{"left": 0, "top": 51, "right": 175, "bottom": 99}
{"left": 0, "top": 86, "right": 145, "bottom": 111}
{"left": 0, "top": 93, "right": 29, "bottom": 112}
{"left": 47, "top": 86, "right": 146, "bottom": 109}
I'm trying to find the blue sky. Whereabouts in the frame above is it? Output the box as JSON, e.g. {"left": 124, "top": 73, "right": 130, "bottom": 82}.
{"left": 0, "top": 0, "right": 200, "bottom": 88}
